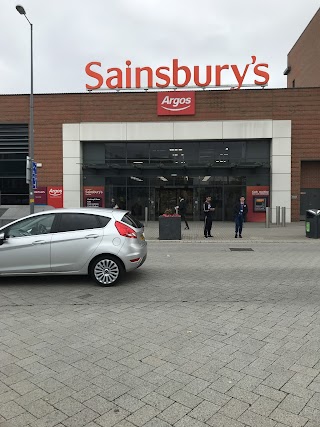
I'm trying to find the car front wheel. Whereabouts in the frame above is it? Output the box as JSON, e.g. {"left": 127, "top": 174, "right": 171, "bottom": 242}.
{"left": 90, "top": 255, "right": 123, "bottom": 286}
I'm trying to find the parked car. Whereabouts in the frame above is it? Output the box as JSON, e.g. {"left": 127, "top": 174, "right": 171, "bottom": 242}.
{"left": 0, "top": 208, "right": 147, "bottom": 286}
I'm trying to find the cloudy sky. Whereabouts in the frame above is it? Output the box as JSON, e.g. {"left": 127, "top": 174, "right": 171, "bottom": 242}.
{"left": 1, "top": 0, "right": 319, "bottom": 94}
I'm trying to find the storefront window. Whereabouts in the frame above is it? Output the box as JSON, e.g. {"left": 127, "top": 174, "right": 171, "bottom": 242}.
{"left": 105, "top": 142, "right": 126, "bottom": 163}
{"left": 127, "top": 142, "right": 149, "bottom": 163}
{"left": 83, "top": 139, "right": 270, "bottom": 220}
{"left": 150, "top": 142, "right": 176, "bottom": 164}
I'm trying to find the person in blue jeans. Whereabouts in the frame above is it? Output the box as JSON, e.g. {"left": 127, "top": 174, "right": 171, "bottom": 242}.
{"left": 233, "top": 196, "right": 248, "bottom": 238}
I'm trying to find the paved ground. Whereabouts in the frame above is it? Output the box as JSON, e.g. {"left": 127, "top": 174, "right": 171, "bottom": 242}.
{"left": 1, "top": 241, "right": 320, "bottom": 427}
{"left": 144, "top": 221, "right": 309, "bottom": 242}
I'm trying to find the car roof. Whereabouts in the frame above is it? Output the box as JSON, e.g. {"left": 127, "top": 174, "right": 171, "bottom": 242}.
{"left": 40, "top": 208, "right": 128, "bottom": 217}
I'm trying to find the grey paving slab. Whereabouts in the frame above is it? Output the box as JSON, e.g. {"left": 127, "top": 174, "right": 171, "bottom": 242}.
{"left": 157, "top": 402, "right": 190, "bottom": 425}
{"left": 0, "top": 412, "right": 36, "bottom": 427}
{"left": 207, "top": 412, "right": 247, "bottom": 427}
{"left": 270, "top": 407, "right": 309, "bottom": 427}
{"left": 125, "top": 404, "right": 161, "bottom": 426}
{"left": 143, "top": 221, "right": 308, "bottom": 242}
{"left": 28, "top": 409, "right": 68, "bottom": 427}
{"left": 83, "top": 396, "right": 116, "bottom": 415}
{"left": 250, "top": 395, "right": 279, "bottom": 417}
{"left": 1, "top": 242, "right": 320, "bottom": 427}
{"left": 0, "top": 401, "right": 25, "bottom": 420}
{"left": 218, "top": 397, "right": 249, "bottom": 419}
{"left": 141, "top": 392, "right": 173, "bottom": 411}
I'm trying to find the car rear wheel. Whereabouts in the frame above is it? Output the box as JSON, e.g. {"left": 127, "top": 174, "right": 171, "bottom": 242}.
{"left": 90, "top": 255, "right": 123, "bottom": 286}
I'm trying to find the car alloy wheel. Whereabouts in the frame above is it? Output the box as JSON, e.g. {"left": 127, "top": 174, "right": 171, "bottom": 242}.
{"left": 91, "top": 256, "right": 122, "bottom": 286}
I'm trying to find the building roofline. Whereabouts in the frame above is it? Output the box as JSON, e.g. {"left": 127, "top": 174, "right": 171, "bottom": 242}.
{"left": 287, "top": 7, "right": 320, "bottom": 56}
{"left": 1, "top": 86, "right": 320, "bottom": 97}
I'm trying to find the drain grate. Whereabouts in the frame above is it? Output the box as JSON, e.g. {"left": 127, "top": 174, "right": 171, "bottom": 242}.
{"left": 229, "top": 248, "right": 254, "bottom": 252}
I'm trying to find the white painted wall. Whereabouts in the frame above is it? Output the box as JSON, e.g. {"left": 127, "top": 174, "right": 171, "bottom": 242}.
{"left": 63, "top": 120, "right": 292, "bottom": 222}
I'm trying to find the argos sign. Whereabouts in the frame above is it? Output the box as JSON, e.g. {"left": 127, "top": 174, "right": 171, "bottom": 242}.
{"left": 158, "top": 92, "right": 195, "bottom": 116}
{"left": 85, "top": 57, "right": 269, "bottom": 90}
{"left": 47, "top": 186, "right": 63, "bottom": 208}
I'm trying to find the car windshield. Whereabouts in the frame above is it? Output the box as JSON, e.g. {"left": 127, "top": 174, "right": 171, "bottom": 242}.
{"left": 121, "top": 213, "right": 143, "bottom": 229}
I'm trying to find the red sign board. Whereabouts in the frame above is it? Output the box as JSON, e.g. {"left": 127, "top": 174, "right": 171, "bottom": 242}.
{"left": 246, "top": 186, "right": 269, "bottom": 223}
{"left": 34, "top": 187, "right": 47, "bottom": 205}
{"left": 83, "top": 186, "right": 105, "bottom": 208}
{"left": 47, "top": 186, "right": 63, "bottom": 208}
{"left": 157, "top": 91, "right": 195, "bottom": 116}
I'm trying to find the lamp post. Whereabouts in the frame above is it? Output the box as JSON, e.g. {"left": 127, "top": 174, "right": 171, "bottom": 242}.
{"left": 16, "top": 5, "right": 34, "bottom": 214}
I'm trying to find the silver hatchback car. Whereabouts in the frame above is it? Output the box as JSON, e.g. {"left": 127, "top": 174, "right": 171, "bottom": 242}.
{"left": 0, "top": 208, "right": 147, "bottom": 286}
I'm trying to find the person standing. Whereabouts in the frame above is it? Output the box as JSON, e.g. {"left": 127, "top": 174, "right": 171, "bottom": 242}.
{"left": 233, "top": 196, "right": 248, "bottom": 238}
{"left": 177, "top": 196, "right": 189, "bottom": 230}
{"left": 203, "top": 196, "right": 215, "bottom": 238}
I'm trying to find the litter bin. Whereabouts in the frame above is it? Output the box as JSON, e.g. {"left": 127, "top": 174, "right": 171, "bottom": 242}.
{"left": 306, "top": 209, "right": 320, "bottom": 238}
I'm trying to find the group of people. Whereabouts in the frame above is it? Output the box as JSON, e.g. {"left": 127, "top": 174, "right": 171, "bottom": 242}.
{"left": 177, "top": 195, "right": 248, "bottom": 238}
{"left": 111, "top": 195, "right": 249, "bottom": 238}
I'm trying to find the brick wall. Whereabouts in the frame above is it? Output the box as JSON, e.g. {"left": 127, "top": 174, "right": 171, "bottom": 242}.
{"left": 301, "top": 161, "right": 320, "bottom": 188}
{"left": 286, "top": 8, "right": 320, "bottom": 88}
{"left": 1, "top": 87, "right": 320, "bottom": 221}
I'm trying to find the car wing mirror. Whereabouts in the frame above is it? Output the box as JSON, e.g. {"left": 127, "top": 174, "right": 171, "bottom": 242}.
{"left": 0, "top": 232, "right": 6, "bottom": 246}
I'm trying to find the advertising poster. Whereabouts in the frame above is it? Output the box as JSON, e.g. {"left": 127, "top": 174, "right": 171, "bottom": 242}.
{"left": 47, "top": 186, "right": 63, "bottom": 208}
{"left": 34, "top": 187, "right": 47, "bottom": 205}
{"left": 83, "top": 186, "right": 105, "bottom": 208}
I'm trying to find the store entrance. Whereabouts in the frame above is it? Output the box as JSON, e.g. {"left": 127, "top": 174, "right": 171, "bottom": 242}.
{"left": 107, "top": 184, "right": 245, "bottom": 221}
{"left": 155, "top": 188, "right": 193, "bottom": 217}
{"left": 155, "top": 185, "right": 243, "bottom": 221}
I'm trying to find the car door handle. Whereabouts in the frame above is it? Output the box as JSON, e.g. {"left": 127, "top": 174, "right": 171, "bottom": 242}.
{"left": 32, "top": 240, "right": 46, "bottom": 245}
{"left": 85, "top": 234, "right": 99, "bottom": 239}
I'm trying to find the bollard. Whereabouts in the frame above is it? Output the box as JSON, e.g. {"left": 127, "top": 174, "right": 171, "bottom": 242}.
{"left": 281, "top": 207, "right": 286, "bottom": 227}
{"left": 265, "top": 207, "right": 270, "bottom": 228}
{"left": 144, "top": 206, "right": 148, "bottom": 226}
{"left": 276, "top": 206, "right": 280, "bottom": 226}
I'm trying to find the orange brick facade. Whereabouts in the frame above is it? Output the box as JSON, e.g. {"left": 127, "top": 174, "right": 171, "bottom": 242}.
{"left": 286, "top": 8, "right": 320, "bottom": 88}
{"left": 1, "top": 87, "right": 320, "bottom": 221}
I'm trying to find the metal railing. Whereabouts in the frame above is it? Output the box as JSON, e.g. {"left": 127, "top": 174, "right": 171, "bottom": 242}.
{"left": 266, "top": 206, "right": 287, "bottom": 227}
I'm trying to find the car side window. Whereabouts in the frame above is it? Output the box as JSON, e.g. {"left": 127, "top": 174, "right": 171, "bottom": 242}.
{"left": 98, "top": 216, "right": 111, "bottom": 227}
{"left": 57, "top": 213, "right": 101, "bottom": 232}
{"left": 5, "top": 214, "right": 56, "bottom": 238}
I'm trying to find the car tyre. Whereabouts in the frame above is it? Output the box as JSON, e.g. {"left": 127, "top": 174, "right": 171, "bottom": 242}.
{"left": 89, "top": 255, "right": 123, "bottom": 286}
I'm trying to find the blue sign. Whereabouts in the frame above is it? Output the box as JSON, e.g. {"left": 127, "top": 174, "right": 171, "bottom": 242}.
{"left": 32, "top": 161, "right": 37, "bottom": 189}
{"left": 32, "top": 176, "right": 37, "bottom": 190}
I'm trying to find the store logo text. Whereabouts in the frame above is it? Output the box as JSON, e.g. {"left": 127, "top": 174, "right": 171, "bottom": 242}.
{"left": 85, "top": 57, "right": 269, "bottom": 90}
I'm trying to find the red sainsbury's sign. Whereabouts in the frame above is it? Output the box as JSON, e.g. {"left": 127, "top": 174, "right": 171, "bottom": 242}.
{"left": 158, "top": 91, "right": 195, "bottom": 116}
{"left": 85, "top": 56, "right": 269, "bottom": 90}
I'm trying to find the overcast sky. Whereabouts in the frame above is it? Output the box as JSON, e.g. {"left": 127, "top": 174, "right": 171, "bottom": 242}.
{"left": 1, "top": 0, "right": 319, "bottom": 94}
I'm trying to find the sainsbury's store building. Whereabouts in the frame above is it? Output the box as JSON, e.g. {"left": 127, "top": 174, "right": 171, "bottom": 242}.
{"left": 1, "top": 86, "right": 320, "bottom": 222}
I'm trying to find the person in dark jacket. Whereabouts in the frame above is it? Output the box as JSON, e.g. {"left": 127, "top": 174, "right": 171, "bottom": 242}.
{"left": 203, "top": 196, "right": 215, "bottom": 238}
{"left": 233, "top": 196, "right": 248, "bottom": 238}
{"left": 177, "top": 197, "right": 189, "bottom": 230}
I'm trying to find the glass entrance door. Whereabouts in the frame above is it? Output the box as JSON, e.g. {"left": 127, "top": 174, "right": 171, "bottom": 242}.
{"left": 155, "top": 188, "right": 193, "bottom": 218}
{"left": 224, "top": 186, "right": 244, "bottom": 221}
{"left": 104, "top": 178, "right": 247, "bottom": 221}
{"left": 194, "top": 186, "right": 223, "bottom": 221}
